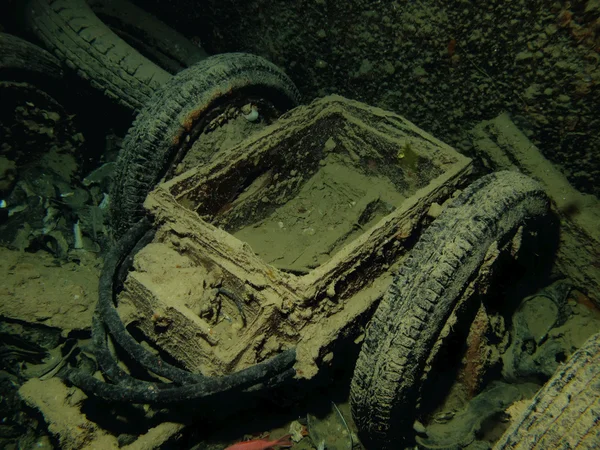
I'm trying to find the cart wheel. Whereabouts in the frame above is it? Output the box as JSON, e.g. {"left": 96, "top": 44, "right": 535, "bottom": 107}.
{"left": 493, "top": 331, "right": 600, "bottom": 449}
{"left": 350, "top": 171, "right": 551, "bottom": 449}
{"left": 110, "top": 52, "right": 300, "bottom": 237}
{"left": 0, "top": 32, "right": 63, "bottom": 85}
{"left": 24, "top": 0, "right": 171, "bottom": 110}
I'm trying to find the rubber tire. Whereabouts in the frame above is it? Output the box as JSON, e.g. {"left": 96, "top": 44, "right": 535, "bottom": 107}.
{"left": 110, "top": 52, "right": 301, "bottom": 237}
{"left": 494, "top": 331, "right": 600, "bottom": 449}
{"left": 87, "top": 0, "right": 207, "bottom": 74}
{"left": 24, "top": 0, "right": 171, "bottom": 110}
{"left": 350, "top": 171, "right": 550, "bottom": 449}
{"left": 0, "top": 32, "right": 63, "bottom": 83}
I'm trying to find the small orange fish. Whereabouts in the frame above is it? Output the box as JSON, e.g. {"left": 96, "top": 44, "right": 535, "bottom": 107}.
{"left": 224, "top": 434, "right": 293, "bottom": 450}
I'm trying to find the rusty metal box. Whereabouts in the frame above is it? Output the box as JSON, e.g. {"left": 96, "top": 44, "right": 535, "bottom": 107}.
{"left": 117, "top": 95, "right": 472, "bottom": 378}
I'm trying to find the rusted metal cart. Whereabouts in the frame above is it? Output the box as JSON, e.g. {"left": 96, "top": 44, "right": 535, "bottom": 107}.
{"left": 116, "top": 95, "right": 472, "bottom": 380}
